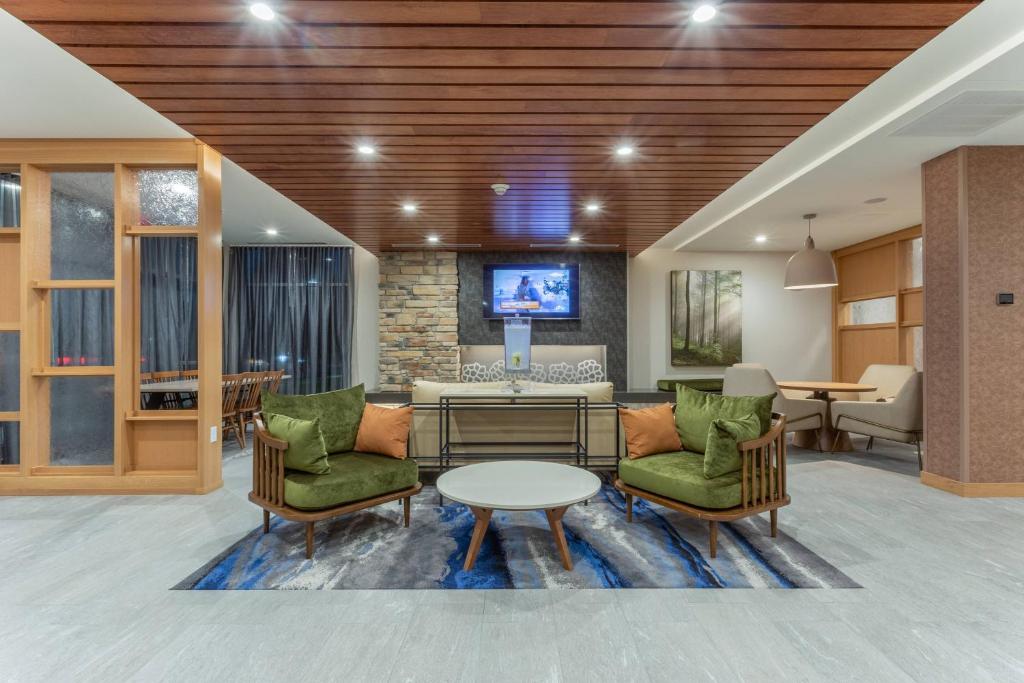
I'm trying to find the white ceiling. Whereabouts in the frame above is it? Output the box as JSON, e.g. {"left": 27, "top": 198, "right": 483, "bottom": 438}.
{"left": 0, "top": 9, "right": 352, "bottom": 248}
{"left": 656, "top": 0, "right": 1024, "bottom": 254}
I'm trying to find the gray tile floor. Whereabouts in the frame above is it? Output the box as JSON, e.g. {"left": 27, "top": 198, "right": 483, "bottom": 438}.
{"left": 3, "top": 436, "right": 1024, "bottom": 682}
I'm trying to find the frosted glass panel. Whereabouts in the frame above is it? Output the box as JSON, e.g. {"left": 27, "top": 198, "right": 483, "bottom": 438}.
{"left": 911, "top": 326, "right": 923, "bottom": 371}
{"left": 0, "top": 333, "right": 18, "bottom": 411}
{"left": 849, "top": 296, "right": 896, "bottom": 325}
{"left": 50, "top": 172, "right": 114, "bottom": 279}
{"left": 0, "top": 422, "right": 18, "bottom": 465}
{"left": 0, "top": 172, "right": 19, "bottom": 227}
{"left": 50, "top": 376, "right": 114, "bottom": 466}
{"left": 138, "top": 169, "right": 199, "bottom": 226}
{"left": 51, "top": 289, "right": 114, "bottom": 367}
{"left": 904, "top": 237, "right": 923, "bottom": 288}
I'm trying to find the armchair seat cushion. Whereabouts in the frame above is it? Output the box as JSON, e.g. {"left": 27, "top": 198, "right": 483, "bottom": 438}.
{"left": 284, "top": 451, "right": 418, "bottom": 511}
{"left": 619, "top": 451, "right": 745, "bottom": 510}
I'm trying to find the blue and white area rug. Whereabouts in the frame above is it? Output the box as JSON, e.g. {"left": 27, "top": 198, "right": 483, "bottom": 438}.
{"left": 176, "top": 485, "right": 858, "bottom": 590}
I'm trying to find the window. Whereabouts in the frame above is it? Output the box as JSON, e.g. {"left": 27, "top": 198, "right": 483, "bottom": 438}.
{"left": 846, "top": 296, "right": 896, "bottom": 326}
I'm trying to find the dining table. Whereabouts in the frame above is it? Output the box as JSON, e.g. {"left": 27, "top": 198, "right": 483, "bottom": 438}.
{"left": 775, "top": 381, "right": 878, "bottom": 452}
{"left": 139, "top": 375, "right": 291, "bottom": 410}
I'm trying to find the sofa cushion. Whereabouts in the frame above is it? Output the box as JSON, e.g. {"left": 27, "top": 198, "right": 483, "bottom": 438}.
{"left": 263, "top": 384, "right": 366, "bottom": 454}
{"left": 618, "top": 403, "right": 682, "bottom": 460}
{"left": 704, "top": 413, "right": 760, "bottom": 479}
{"left": 674, "top": 385, "right": 774, "bottom": 453}
{"left": 284, "top": 451, "right": 419, "bottom": 510}
{"left": 266, "top": 413, "right": 330, "bottom": 475}
{"left": 619, "top": 451, "right": 744, "bottom": 510}
{"left": 355, "top": 403, "right": 413, "bottom": 459}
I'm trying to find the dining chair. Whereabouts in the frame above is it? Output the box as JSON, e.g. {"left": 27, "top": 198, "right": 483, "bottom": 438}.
{"left": 235, "top": 372, "right": 266, "bottom": 447}
{"left": 268, "top": 369, "right": 285, "bottom": 394}
{"left": 723, "top": 365, "right": 828, "bottom": 450}
{"left": 831, "top": 370, "right": 923, "bottom": 468}
{"left": 180, "top": 369, "right": 199, "bottom": 408}
{"left": 221, "top": 374, "right": 245, "bottom": 448}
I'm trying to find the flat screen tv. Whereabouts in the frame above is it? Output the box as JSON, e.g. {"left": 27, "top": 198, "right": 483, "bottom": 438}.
{"left": 483, "top": 263, "right": 580, "bottom": 319}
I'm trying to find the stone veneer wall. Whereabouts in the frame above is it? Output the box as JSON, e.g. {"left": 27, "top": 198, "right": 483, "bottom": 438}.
{"left": 378, "top": 251, "right": 459, "bottom": 391}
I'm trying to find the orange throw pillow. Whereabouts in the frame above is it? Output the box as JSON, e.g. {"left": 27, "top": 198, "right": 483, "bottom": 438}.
{"left": 619, "top": 403, "right": 682, "bottom": 460}
{"left": 354, "top": 404, "right": 414, "bottom": 459}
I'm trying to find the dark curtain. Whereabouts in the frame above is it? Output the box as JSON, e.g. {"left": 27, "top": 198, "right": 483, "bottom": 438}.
{"left": 223, "top": 246, "right": 354, "bottom": 395}
{"left": 140, "top": 237, "right": 198, "bottom": 372}
{"left": 0, "top": 173, "right": 19, "bottom": 227}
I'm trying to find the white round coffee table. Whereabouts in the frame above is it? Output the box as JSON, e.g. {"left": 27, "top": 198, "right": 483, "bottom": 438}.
{"left": 436, "top": 461, "right": 601, "bottom": 571}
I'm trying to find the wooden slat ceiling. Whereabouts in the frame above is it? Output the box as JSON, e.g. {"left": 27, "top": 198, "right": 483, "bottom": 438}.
{"left": 3, "top": 1, "right": 979, "bottom": 254}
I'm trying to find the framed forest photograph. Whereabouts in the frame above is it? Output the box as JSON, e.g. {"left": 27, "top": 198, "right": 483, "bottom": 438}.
{"left": 670, "top": 270, "right": 742, "bottom": 367}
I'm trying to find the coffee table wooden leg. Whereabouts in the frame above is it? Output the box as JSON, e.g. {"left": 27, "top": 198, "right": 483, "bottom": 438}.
{"left": 464, "top": 506, "right": 492, "bottom": 571}
{"left": 545, "top": 506, "right": 573, "bottom": 570}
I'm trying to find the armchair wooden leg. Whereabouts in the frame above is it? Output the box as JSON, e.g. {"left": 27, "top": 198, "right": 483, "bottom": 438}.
{"left": 305, "top": 522, "right": 315, "bottom": 559}
{"left": 770, "top": 509, "right": 778, "bottom": 538}
{"left": 709, "top": 520, "right": 718, "bottom": 558}
{"left": 866, "top": 436, "right": 874, "bottom": 451}
{"left": 403, "top": 496, "right": 411, "bottom": 527}
{"left": 625, "top": 493, "right": 633, "bottom": 523}
{"left": 262, "top": 510, "right": 270, "bottom": 534}
{"left": 814, "top": 428, "right": 823, "bottom": 452}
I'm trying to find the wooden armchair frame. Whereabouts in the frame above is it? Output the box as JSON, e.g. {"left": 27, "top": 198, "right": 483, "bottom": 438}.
{"left": 250, "top": 414, "right": 422, "bottom": 559}
{"left": 614, "top": 412, "right": 789, "bottom": 558}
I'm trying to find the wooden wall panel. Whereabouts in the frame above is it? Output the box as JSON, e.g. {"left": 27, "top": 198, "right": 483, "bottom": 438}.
{"left": 1, "top": 2, "right": 978, "bottom": 254}
{"left": 901, "top": 289, "right": 924, "bottom": 325}
{"left": 839, "top": 326, "right": 899, "bottom": 384}
{"left": 838, "top": 243, "right": 896, "bottom": 302}
{"left": 128, "top": 421, "right": 198, "bottom": 471}
{"left": 0, "top": 237, "right": 19, "bottom": 325}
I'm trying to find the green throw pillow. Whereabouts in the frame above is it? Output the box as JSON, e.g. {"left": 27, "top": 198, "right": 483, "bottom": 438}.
{"left": 262, "top": 384, "right": 366, "bottom": 454}
{"left": 265, "top": 413, "right": 330, "bottom": 475}
{"left": 674, "top": 385, "right": 775, "bottom": 453}
{"left": 704, "top": 413, "right": 761, "bottom": 479}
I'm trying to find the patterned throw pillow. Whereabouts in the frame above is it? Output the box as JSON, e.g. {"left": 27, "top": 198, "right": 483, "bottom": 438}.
{"left": 576, "top": 359, "right": 605, "bottom": 383}
{"left": 460, "top": 362, "right": 488, "bottom": 383}
{"left": 487, "top": 360, "right": 507, "bottom": 382}
{"left": 547, "top": 362, "right": 578, "bottom": 384}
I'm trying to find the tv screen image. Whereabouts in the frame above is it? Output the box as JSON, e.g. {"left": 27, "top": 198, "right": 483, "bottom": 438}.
{"left": 483, "top": 263, "right": 580, "bottom": 319}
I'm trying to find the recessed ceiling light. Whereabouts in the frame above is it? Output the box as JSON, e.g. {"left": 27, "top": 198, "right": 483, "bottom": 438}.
{"left": 864, "top": 197, "right": 888, "bottom": 204}
{"left": 402, "top": 203, "right": 418, "bottom": 214}
{"left": 426, "top": 235, "right": 440, "bottom": 244}
{"left": 249, "top": 3, "right": 276, "bottom": 20}
{"left": 615, "top": 145, "right": 635, "bottom": 157}
{"left": 265, "top": 227, "right": 278, "bottom": 236}
{"left": 692, "top": 4, "right": 717, "bottom": 23}
{"left": 357, "top": 144, "right": 376, "bottom": 156}
{"left": 755, "top": 235, "right": 768, "bottom": 244}
{"left": 584, "top": 203, "right": 601, "bottom": 213}
{"left": 568, "top": 235, "right": 582, "bottom": 243}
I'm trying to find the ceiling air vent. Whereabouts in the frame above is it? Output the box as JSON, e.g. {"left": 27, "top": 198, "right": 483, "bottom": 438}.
{"left": 893, "top": 90, "right": 1024, "bottom": 138}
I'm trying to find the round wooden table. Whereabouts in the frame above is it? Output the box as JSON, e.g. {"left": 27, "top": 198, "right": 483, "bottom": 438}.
{"left": 776, "top": 381, "right": 877, "bottom": 452}
{"left": 436, "top": 461, "right": 601, "bottom": 571}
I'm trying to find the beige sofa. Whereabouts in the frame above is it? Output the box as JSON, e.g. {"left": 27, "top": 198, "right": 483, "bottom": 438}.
{"left": 409, "top": 380, "right": 621, "bottom": 462}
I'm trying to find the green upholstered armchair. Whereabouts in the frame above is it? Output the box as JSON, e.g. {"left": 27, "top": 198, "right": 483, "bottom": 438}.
{"left": 614, "top": 412, "right": 789, "bottom": 558}
{"left": 251, "top": 413, "right": 422, "bottom": 559}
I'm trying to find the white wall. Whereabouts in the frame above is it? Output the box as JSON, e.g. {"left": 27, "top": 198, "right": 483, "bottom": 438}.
{"left": 628, "top": 249, "right": 831, "bottom": 389}
{"left": 351, "top": 245, "right": 380, "bottom": 390}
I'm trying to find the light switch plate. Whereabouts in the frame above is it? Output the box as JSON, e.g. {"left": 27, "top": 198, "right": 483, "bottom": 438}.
{"left": 210, "top": 426, "right": 218, "bottom": 443}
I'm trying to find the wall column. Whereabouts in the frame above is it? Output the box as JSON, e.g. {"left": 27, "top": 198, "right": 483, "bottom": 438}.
{"left": 921, "top": 146, "right": 1024, "bottom": 496}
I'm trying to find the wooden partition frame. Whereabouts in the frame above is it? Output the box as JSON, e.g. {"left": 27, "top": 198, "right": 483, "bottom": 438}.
{"left": 831, "top": 225, "right": 923, "bottom": 383}
{"left": 0, "top": 139, "right": 222, "bottom": 495}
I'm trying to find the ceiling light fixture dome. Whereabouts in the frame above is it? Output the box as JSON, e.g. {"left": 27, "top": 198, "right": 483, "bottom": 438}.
{"left": 249, "top": 3, "right": 276, "bottom": 20}
{"left": 784, "top": 214, "right": 837, "bottom": 289}
{"left": 692, "top": 4, "right": 717, "bottom": 23}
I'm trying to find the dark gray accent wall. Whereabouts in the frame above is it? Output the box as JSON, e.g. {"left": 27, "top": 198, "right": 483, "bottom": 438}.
{"left": 457, "top": 252, "right": 628, "bottom": 388}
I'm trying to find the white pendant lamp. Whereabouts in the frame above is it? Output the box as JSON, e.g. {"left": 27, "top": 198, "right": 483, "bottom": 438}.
{"left": 784, "top": 213, "right": 838, "bottom": 290}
